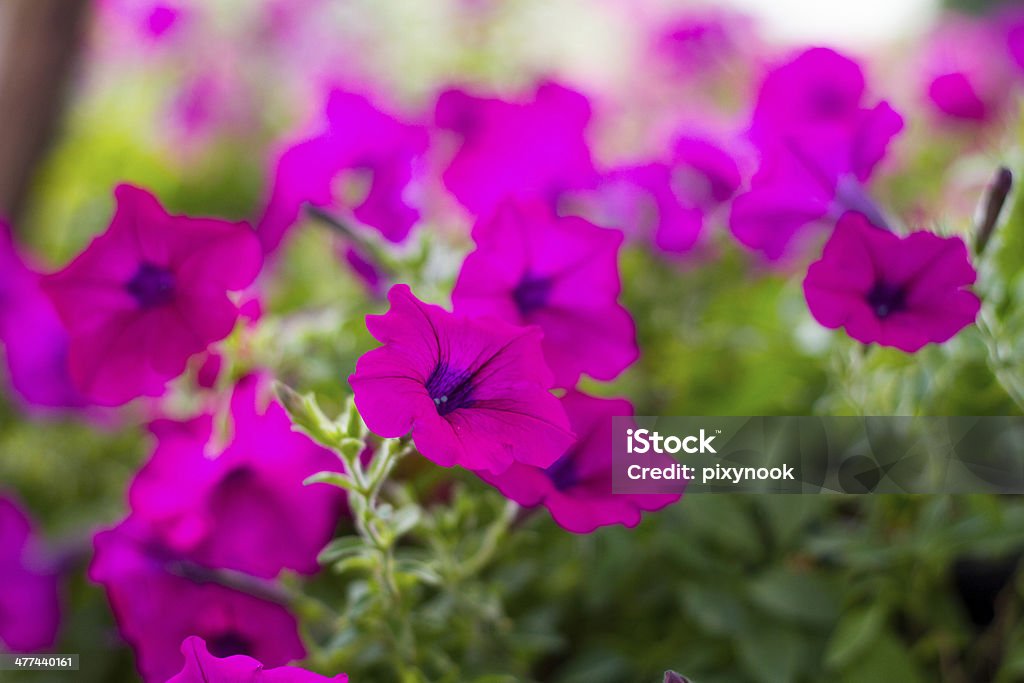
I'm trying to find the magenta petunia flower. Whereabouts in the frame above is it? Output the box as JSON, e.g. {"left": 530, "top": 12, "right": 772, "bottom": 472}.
{"left": 750, "top": 47, "right": 873, "bottom": 143}
{"left": 921, "top": 16, "right": 1013, "bottom": 123}
{"left": 593, "top": 135, "right": 741, "bottom": 255}
{"left": 803, "top": 212, "right": 980, "bottom": 352}
{"left": 435, "top": 81, "right": 597, "bottom": 217}
{"left": 477, "top": 391, "right": 679, "bottom": 533}
{"left": 1007, "top": 12, "right": 1024, "bottom": 74}
{"left": 129, "top": 376, "right": 345, "bottom": 578}
{"left": 731, "top": 48, "right": 903, "bottom": 260}
{"left": 349, "top": 284, "right": 574, "bottom": 474}
{"left": 0, "top": 224, "right": 86, "bottom": 411}
{"left": 41, "top": 185, "right": 262, "bottom": 406}
{"left": 653, "top": 9, "right": 755, "bottom": 75}
{"left": 597, "top": 163, "right": 704, "bottom": 254}
{"left": 168, "top": 636, "right": 348, "bottom": 683}
{"left": 90, "top": 518, "right": 306, "bottom": 683}
{"left": 0, "top": 496, "right": 60, "bottom": 652}
{"left": 258, "top": 90, "right": 428, "bottom": 253}
{"left": 451, "top": 201, "right": 637, "bottom": 387}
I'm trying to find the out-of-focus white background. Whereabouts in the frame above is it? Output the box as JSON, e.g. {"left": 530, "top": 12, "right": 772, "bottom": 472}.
{"left": 726, "top": 0, "right": 938, "bottom": 46}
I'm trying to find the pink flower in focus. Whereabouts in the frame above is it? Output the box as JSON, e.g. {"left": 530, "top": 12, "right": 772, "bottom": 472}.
{"left": 129, "top": 376, "right": 345, "bottom": 578}
{"left": 0, "top": 225, "right": 86, "bottom": 411}
{"left": 350, "top": 284, "right": 574, "bottom": 474}
{"left": 803, "top": 212, "right": 980, "bottom": 352}
{"left": 41, "top": 185, "right": 262, "bottom": 406}
{"left": 259, "top": 91, "right": 428, "bottom": 252}
{"left": 451, "top": 201, "right": 637, "bottom": 387}
{"left": 0, "top": 496, "right": 60, "bottom": 652}
{"left": 90, "top": 519, "right": 306, "bottom": 683}
{"left": 731, "top": 48, "right": 903, "bottom": 260}
{"left": 168, "top": 636, "right": 348, "bottom": 683}
{"left": 435, "top": 82, "right": 597, "bottom": 217}
{"left": 478, "top": 391, "right": 679, "bottom": 533}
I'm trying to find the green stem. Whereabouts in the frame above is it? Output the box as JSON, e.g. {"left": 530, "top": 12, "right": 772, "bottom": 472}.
{"left": 168, "top": 560, "right": 339, "bottom": 629}
{"left": 460, "top": 498, "right": 519, "bottom": 579}
{"left": 346, "top": 440, "right": 412, "bottom": 600}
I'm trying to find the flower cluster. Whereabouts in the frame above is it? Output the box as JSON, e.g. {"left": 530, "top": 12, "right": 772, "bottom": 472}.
{"left": 0, "top": 3, "right": 1010, "bottom": 679}
{"left": 90, "top": 377, "right": 346, "bottom": 681}
{"left": 339, "top": 79, "right": 683, "bottom": 532}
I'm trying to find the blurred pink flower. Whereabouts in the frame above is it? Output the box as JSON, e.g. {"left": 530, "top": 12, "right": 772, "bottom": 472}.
{"left": 167, "top": 65, "right": 254, "bottom": 149}
{"left": 350, "top": 284, "right": 574, "bottom": 474}
{"left": 340, "top": 245, "right": 386, "bottom": 297}
{"left": 42, "top": 185, "right": 262, "bottom": 406}
{"left": 435, "top": 81, "right": 597, "bottom": 217}
{"left": 749, "top": 47, "right": 876, "bottom": 143}
{"left": 597, "top": 163, "right": 704, "bottom": 253}
{"left": 921, "top": 16, "right": 1015, "bottom": 123}
{"left": 451, "top": 201, "right": 637, "bottom": 387}
{"left": 168, "top": 636, "right": 348, "bottom": 682}
{"left": 90, "top": 518, "right": 305, "bottom": 683}
{"left": 97, "top": 0, "right": 191, "bottom": 45}
{"left": 653, "top": 8, "right": 757, "bottom": 76}
{"left": 0, "top": 224, "right": 86, "bottom": 411}
{"left": 478, "top": 391, "right": 679, "bottom": 533}
{"left": 731, "top": 48, "right": 903, "bottom": 260}
{"left": 258, "top": 91, "right": 428, "bottom": 252}
{"left": 591, "top": 135, "right": 741, "bottom": 254}
{"left": 129, "top": 376, "right": 345, "bottom": 578}
{"left": 0, "top": 496, "right": 60, "bottom": 653}
{"left": 803, "top": 212, "right": 980, "bottom": 352}
{"left": 1006, "top": 12, "right": 1024, "bottom": 73}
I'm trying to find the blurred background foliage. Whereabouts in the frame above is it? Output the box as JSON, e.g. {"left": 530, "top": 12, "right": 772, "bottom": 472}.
{"left": 3, "top": 0, "right": 1024, "bottom": 682}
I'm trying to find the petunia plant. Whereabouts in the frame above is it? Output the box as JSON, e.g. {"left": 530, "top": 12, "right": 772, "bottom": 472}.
{"left": 10, "top": 5, "right": 1024, "bottom": 682}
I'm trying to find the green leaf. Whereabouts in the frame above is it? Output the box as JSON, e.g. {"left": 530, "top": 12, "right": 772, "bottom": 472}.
{"left": 837, "top": 630, "right": 925, "bottom": 683}
{"left": 824, "top": 604, "right": 886, "bottom": 670}
{"left": 341, "top": 394, "right": 368, "bottom": 439}
{"left": 331, "top": 554, "right": 377, "bottom": 575}
{"left": 747, "top": 569, "right": 841, "bottom": 625}
{"left": 680, "top": 584, "right": 749, "bottom": 636}
{"left": 391, "top": 506, "right": 422, "bottom": 537}
{"left": 736, "top": 623, "right": 806, "bottom": 683}
{"left": 317, "top": 536, "right": 367, "bottom": 565}
{"left": 273, "top": 381, "right": 342, "bottom": 447}
{"left": 303, "top": 470, "right": 356, "bottom": 491}
{"left": 396, "top": 559, "right": 443, "bottom": 586}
